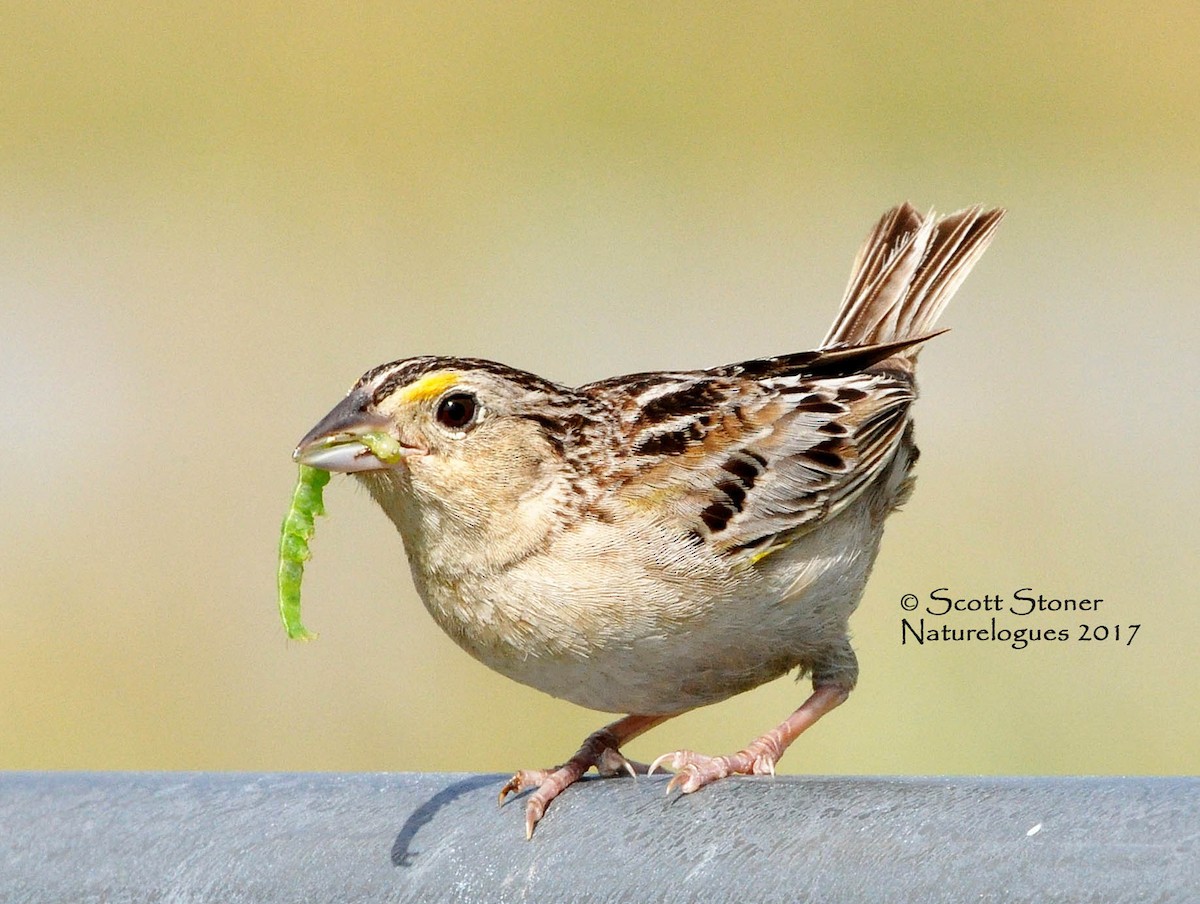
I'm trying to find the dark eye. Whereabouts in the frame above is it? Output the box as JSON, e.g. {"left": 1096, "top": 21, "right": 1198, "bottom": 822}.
{"left": 435, "top": 392, "right": 478, "bottom": 431}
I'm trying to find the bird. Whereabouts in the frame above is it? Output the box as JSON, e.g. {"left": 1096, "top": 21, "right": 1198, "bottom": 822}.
{"left": 294, "top": 202, "right": 1004, "bottom": 838}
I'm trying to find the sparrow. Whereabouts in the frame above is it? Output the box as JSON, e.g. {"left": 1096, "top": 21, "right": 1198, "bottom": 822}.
{"left": 294, "top": 203, "right": 1004, "bottom": 837}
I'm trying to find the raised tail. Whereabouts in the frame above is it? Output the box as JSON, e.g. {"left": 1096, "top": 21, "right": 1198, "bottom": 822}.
{"left": 822, "top": 203, "right": 1005, "bottom": 356}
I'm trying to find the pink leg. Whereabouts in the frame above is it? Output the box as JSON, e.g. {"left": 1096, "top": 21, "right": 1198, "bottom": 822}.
{"left": 650, "top": 684, "right": 850, "bottom": 794}
{"left": 499, "top": 713, "right": 672, "bottom": 838}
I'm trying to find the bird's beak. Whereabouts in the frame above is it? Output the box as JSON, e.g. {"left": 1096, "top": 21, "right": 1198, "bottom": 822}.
{"left": 293, "top": 389, "right": 403, "bottom": 473}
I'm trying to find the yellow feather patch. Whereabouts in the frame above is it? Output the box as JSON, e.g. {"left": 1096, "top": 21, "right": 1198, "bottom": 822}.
{"left": 749, "top": 541, "right": 791, "bottom": 566}
{"left": 398, "top": 371, "right": 460, "bottom": 404}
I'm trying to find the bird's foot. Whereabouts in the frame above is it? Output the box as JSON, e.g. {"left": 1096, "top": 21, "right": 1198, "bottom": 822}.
{"left": 647, "top": 683, "right": 851, "bottom": 796}
{"left": 498, "top": 714, "right": 667, "bottom": 838}
{"left": 649, "top": 735, "right": 783, "bottom": 795}
{"left": 499, "top": 765, "right": 574, "bottom": 840}
{"left": 497, "top": 748, "right": 632, "bottom": 839}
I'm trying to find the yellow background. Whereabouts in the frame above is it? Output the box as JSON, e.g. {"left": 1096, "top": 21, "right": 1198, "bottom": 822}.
{"left": 3, "top": 3, "right": 1197, "bottom": 777}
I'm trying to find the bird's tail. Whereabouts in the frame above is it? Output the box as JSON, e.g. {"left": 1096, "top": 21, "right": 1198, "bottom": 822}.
{"left": 821, "top": 203, "right": 1005, "bottom": 359}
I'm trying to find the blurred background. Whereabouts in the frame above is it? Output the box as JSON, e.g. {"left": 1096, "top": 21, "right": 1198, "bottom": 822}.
{"left": 2, "top": 3, "right": 1197, "bottom": 778}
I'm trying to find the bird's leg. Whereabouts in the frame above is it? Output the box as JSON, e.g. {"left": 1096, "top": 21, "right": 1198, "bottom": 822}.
{"left": 650, "top": 683, "right": 850, "bottom": 794}
{"left": 499, "top": 713, "right": 671, "bottom": 838}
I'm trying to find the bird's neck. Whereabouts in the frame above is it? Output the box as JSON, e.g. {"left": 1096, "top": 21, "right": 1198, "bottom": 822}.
{"left": 360, "top": 465, "right": 577, "bottom": 578}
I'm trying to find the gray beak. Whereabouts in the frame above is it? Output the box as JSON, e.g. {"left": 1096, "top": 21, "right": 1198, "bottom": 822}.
{"left": 293, "top": 389, "right": 399, "bottom": 473}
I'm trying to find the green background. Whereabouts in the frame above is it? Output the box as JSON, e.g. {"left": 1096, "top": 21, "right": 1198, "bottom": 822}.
{"left": 3, "top": 3, "right": 1197, "bottom": 777}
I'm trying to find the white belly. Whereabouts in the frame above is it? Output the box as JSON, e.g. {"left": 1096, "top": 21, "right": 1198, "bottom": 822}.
{"left": 409, "top": 491, "right": 887, "bottom": 715}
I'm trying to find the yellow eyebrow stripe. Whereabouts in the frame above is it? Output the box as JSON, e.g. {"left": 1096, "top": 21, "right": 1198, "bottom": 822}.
{"left": 397, "top": 371, "right": 460, "bottom": 403}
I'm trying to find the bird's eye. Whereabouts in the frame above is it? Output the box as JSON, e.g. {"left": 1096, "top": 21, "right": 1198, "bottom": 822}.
{"left": 435, "top": 392, "right": 478, "bottom": 431}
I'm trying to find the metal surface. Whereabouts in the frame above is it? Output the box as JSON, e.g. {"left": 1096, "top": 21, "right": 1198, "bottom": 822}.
{"left": 1, "top": 772, "right": 1196, "bottom": 902}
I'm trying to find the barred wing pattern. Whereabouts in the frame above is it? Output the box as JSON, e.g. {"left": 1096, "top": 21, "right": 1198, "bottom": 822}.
{"left": 586, "top": 345, "right": 916, "bottom": 559}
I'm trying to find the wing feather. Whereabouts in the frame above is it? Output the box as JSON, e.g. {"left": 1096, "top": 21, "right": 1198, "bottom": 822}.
{"left": 599, "top": 359, "right": 915, "bottom": 557}
{"left": 585, "top": 203, "right": 1002, "bottom": 560}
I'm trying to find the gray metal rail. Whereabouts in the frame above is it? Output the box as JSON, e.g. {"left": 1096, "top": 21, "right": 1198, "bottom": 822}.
{"left": 1, "top": 772, "right": 1196, "bottom": 902}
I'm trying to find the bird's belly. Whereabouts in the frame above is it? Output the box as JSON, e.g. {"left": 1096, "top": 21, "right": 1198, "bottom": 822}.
{"left": 420, "top": 586, "right": 800, "bottom": 713}
{"left": 411, "top": 504, "right": 884, "bottom": 714}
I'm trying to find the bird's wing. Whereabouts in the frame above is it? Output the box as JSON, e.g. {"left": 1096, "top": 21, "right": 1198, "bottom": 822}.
{"left": 590, "top": 345, "right": 916, "bottom": 559}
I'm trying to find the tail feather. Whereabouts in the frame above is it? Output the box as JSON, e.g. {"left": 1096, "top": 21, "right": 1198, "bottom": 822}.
{"left": 821, "top": 203, "right": 1004, "bottom": 355}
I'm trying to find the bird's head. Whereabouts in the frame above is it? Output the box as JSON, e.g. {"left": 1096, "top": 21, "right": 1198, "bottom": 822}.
{"left": 294, "top": 357, "right": 588, "bottom": 572}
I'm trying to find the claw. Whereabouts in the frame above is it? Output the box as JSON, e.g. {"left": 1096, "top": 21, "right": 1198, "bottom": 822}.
{"left": 647, "top": 752, "right": 674, "bottom": 777}
{"left": 596, "top": 746, "right": 640, "bottom": 779}
{"left": 499, "top": 769, "right": 554, "bottom": 807}
{"left": 524, "top": 799, "right": 544, "bottom": 840}
{"left": 654, "top": 752, "right": 739, "bottom": 794}
{"left": 665, "top": 770, "right": 687, "bottom": 795}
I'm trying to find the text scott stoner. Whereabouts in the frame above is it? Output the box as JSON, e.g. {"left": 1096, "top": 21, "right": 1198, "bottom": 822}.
{"left": 922, "top": 588, "right": 1100, "bottom": 616}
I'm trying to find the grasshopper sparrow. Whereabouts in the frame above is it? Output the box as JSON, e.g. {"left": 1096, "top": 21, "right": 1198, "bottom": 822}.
{"left": 295, "top": 203, "right": 1004, "bottom": 837}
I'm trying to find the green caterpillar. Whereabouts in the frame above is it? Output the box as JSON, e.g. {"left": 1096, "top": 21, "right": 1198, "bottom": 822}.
{"left": 277, "top": 464, "right": 331, "bottom": 641}
{"left": 361, "top": 431, "right": 403, "bottom": 464}
{"left": 277, "top": 432, "right": 402, "bottom": 641}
